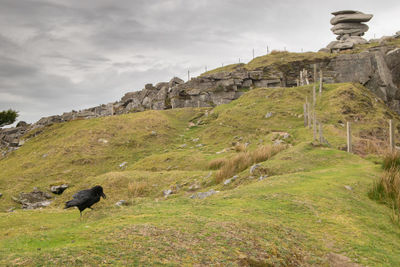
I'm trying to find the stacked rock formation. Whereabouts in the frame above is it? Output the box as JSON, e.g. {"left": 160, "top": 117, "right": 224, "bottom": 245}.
{"left": 326, "top": 10, "right": 373, "bottom": 51}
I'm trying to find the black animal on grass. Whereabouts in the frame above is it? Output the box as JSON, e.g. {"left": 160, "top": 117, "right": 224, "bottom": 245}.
{"left": 64, "top": 185, "right": 106, "bottom": 217}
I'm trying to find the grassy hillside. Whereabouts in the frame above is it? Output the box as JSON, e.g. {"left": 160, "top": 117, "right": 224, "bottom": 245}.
{"left": 1, "top": 83, "right": 400, "bottom": 266}
{"left": 201, "top": 38, "right": 400, "bottom": 76}
{"left": 202, "top": 51, "right": 334, "bottom": 75}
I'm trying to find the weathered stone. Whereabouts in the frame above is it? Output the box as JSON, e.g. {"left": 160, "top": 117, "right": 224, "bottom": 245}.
{"left": 115, "top": 200, "right": 127, "bottom": 206}
{"left": 331, "top": 10, "right": 360, "bottom": 16}
{"left": 50, "top": 184, "right": 68, "bottom": 195}
{"left": 250, "top": 164, "right": 261, "bottom": 175}
{"left": 223, "top": 175, "right": 238, "bottom": 185}
{"left": 190, "top": 189, "right": 218, "bottom": 199}
{"left": 119, "top": 161, "right": 128, "bottom": 168}
{"left": 330, "top": 13, "right": 373, "bottom": 25}
{"left": 16, "top": 121, "right": 29, "bottom": 128}
{"left": 344, "top": 185, "right": 353, "bottom": 191}
{"left": 169, "top": 77, "right": 184, "bottom": 87}
{"left": 13, "top": 189, "right": 52, "bottom": 209}
{"left": 163, "top": 189, "right": 173, "bottom": 197}
{"left": 327, "top": 40, "right": 354, "bottom": 51}
{"left": 331, "top": 23, "right": 369, "bottom": 36}
{"left": 265, "top": 112, "right": 273, "bottom": 118}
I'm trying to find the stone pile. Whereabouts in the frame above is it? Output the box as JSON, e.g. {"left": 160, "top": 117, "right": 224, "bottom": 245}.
{"left": 12, "top": 188, "right": 52, "bottom": 209}
{"left": 326, "top": 10, "right": 373, "bottom": 52}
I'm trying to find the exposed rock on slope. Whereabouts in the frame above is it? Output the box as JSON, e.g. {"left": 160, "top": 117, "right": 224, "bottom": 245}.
{"left": 1, "top": 43, "right": 400, "bottom": 154}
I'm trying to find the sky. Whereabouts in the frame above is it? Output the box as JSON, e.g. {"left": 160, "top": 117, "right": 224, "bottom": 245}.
{"left": 0, "top": 0, "right": 399, "bottom": 124}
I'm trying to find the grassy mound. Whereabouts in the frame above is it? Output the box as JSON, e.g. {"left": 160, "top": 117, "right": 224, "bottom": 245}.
{"left": 1, "top": 83, "right": 400, "bottom": 265}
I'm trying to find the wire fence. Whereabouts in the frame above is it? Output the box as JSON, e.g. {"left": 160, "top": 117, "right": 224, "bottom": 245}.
{"left": 302, "top": 63, "right": 397, "bottom": 156}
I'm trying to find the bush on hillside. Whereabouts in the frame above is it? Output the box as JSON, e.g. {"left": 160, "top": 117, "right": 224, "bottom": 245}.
{"left": 0, "top": 109, "right": 18, "bottom": 127}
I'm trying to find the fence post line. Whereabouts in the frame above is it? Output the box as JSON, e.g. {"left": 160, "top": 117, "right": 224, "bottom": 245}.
{"left": 347, "top": 122, "right": 352, "bottom": 153}
{"left": 389, "top": 119, "right": 395, "bottom": 152}
{"left": 303, "top": 103, "right": 308, "bottom": 127}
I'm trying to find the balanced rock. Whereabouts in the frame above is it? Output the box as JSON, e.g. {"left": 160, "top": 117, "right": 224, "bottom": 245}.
{"left": 326, "top": 10, "right": 373, "bottom": 52}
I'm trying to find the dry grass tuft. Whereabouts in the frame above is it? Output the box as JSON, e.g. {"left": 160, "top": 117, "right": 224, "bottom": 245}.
{"left": 234, "top": 143, "right": 248, "bottom": 152}
{"left": 370, "top": 152, "right": 400, "bottom": 224}
{"left": 382, "top": 151, "right": 400, "bottom": 171}
{"left": 214, "top": 144, "right": 285, "bottom": 183}
{"left": 128, "top": 181, "right": 150, "bottom": 198}
{"left": 208, "top": 158, "right": 227, "bottom": 170}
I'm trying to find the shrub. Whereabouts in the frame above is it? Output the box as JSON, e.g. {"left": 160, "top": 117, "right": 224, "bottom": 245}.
{"left": 0, "top": 109, "right": 18, "bottom": 127}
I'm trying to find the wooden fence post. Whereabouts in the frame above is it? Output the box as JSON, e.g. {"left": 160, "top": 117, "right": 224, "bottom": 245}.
{"left": 319, "top": 69, "right": 323, "bottom": 96}
{"left": 389, "top": 119, "right": 395, "bottom": 152}
{"left": 305, "top": 69, "right": 309, "bottom": 85}
{"left": 314, "top": 64, "right": 317, "bottom": 84}
{"left": 313, "top": 84, "right": 316, "bottom": 106}
{"left": 347, "top": 122, "right": 352, "bottom": 153}
{"left": 300, "top": 71, "right": 303, "bottom": 86}
{"left": 313, "top": 111, "right": 317, "bottom": 141}
{"left": 319, "top": 123, "right": 323, "bottom": 143}
{"left": 303, "top": 103, "right": 308, "bottom": 127}
{"left": 307, "top": 102, "right": 312, "bottom": 129}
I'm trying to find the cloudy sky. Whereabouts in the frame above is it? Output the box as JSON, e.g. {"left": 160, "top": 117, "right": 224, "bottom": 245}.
{"left": 0, "top": 0, "right": 399, "bottom": 123}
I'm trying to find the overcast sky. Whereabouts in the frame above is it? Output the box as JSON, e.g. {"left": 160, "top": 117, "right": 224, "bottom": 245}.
{"left": 0, "top": 0, "right": 399, "bottom": 123}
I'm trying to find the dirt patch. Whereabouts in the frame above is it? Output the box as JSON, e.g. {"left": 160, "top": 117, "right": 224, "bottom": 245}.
{"left": 327, "top": 253, "right": 363, "bottom": 267}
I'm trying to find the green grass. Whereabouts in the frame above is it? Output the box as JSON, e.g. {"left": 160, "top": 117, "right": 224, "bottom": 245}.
{"left": 1, "top": 83, "right": 400, "bottom": 265}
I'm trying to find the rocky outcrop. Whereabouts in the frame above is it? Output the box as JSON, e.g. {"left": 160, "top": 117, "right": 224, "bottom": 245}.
{"left": 325, "top": 10, "right": 373, "bottom": 52}
{"left": 12, "top": 188, "right": 52, "bottom": 209}
{"left": 0, "top": 121, "right": 30, "bottom": 155}
{"left": 1, "top": 42, "right": 400, "bottom": 155}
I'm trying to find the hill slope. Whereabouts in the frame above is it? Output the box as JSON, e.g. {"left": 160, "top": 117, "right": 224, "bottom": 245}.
{"left": 1, "top": 83, "right": 400, "bottom": 266}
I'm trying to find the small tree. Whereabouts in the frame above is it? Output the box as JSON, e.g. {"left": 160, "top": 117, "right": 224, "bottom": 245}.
{"left": 0, "top": 109, "right": 18, "bottom": 127}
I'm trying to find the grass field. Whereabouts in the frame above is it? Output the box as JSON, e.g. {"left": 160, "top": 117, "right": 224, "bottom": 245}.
{"left": 1, "top": 83, "right": 400, "bottom": 266}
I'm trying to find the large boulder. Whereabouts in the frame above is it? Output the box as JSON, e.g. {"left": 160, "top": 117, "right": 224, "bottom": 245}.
{"left": 330, "top": 13, "right": 373, "bottom": 25}
{"left": 331, "top": 23, "right": 369, "bottom": 36}
{"left": 169, "top": 77, "right": 184, "bottom": 88}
